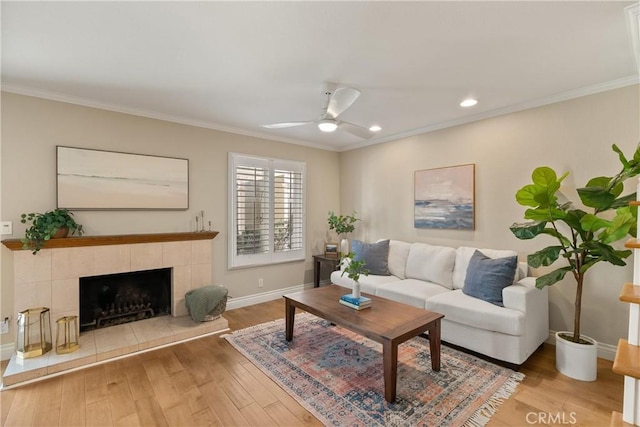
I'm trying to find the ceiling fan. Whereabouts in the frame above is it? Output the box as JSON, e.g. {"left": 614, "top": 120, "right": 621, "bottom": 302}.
{"left": 262, "top": 83, "right": 377, "bottom": 139}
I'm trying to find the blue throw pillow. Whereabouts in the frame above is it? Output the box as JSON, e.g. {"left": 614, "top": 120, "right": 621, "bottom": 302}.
{"left": 351, "top": 239, "right": 391, "bottom": 276}
{"left": 462, "top": 250, "right": 517, "bottom": 306}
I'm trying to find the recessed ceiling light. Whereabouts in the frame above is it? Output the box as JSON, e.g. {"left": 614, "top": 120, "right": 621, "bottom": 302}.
{"left": 460, "top": 99, "right": 478, "bottom": 107}
{"left": 318, "top": 119, "right": 338, "bottom": 132}
{"left": 369, "top": 125, "right": 382, "bottom": 132}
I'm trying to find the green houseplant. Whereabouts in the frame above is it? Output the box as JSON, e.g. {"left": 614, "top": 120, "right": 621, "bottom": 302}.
{"left": 341, "top": 251, "right": 369, "bottom": 298}
{"left": 21, "top": 208, "right": 84, "bottom": 254}
{"left": 328, "top": 211, "right": 360, "bottom": 255}
{"left": 510, "top": 143, "right": 640, "bottom": 379}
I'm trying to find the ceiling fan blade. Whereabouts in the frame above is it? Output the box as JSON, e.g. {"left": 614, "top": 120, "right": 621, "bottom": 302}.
{"left": 326, "top": 87, "right": 361, "bottom": 119}
{"left": 262, "top": 121, "right": 314, "bottom": 129}
{"left": 339, "top": 121, "right": 376, "bottom": 139}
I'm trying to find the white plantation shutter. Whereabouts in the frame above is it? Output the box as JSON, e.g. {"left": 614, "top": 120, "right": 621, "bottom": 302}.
{"left": 229, "top": 153, "right": 306, "bottom": 268}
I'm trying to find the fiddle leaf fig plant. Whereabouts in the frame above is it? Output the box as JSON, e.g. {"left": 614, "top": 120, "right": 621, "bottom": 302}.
{"left": 21, "top": 208, "right": 84, "bottom": 254}
{"left": 328, "top": 211, "right": 360, "bottom": 235}
{"left": 510, "top": 143, "right": 640, "bottom": 343}
{"left": 341, "top": 252, "right": 369, "bottom": 282}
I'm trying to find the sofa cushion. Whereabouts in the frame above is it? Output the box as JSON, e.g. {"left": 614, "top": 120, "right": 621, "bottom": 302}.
{"left": 352, "top": 239, "right": 390, "bottom": 275}
{"left": 453, "top": 246, "right": 520, "bottom": 290}
{"left": 387, "top": 240, "right": 411, "bottom": 279}
{"left": 426, "top": 290, "right": 525, "bottom": 336}
{"left": 463, "top": 250, "right": 518, "bottom": 306}
{"left": 330, "top": 270, "right": 399, "bottom": 295}
{"left": 405, "top": 243, "right": 456, "bottom": 289}
{"left": 375, "top": 279, "right": 451, "bottom": 309}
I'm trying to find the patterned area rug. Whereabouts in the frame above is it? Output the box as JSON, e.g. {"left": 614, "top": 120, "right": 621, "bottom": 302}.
{"left": 224, "top": 313, "right": 524, "bottom": 426}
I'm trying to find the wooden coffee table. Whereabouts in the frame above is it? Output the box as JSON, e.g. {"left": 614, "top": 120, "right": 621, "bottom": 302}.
{"left": 284, "top": 285, "right": 444, "bottom": 403}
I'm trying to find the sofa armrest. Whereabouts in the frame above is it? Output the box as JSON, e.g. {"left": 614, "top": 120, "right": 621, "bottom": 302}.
{"left": 502, "top": 277, "right": 548, "bottom": 313}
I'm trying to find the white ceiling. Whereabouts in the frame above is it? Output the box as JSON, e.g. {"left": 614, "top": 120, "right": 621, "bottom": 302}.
{"left": 2, "top": 1, "right": 639, "bottom": 151}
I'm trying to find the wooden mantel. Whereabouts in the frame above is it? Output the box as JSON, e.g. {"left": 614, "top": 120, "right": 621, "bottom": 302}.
{"left": 1, "top": 231, "right": 219, "bottom": 251}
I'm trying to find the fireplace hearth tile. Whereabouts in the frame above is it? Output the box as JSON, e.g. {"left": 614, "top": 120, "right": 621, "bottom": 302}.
{"left": 162, "top": 241, "right": 192, "bottom": 267}
{"left": 94, "top": 323, "right": 139, "bottom": 354}
{"left": 14, "top": 249, "right": 52, "bottom": 284}
{"left": 131, "top": 243, "right": 163, "bottom": 271}
{"left": 2, "top": 314, "right": 229, "bottom": 388}
{"left": 14, "top": 280, "right": 52, "bottom": 314}
{"left": 52, "top": 247, "right": 93, "bottom": 280}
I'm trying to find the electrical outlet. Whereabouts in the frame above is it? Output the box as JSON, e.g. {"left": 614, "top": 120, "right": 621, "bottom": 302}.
{"left": 258, "top": 278, "right": 264, "bottom": 288}
{"left": 1, "top": 221, "right": 12, "bottom": 235}
{"left": 0, "top": 317, "right": 9, "bottom": 335}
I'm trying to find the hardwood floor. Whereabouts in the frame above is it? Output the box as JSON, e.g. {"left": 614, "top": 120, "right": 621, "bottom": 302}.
{"left": 1, "top": 299, "right": 624, "bottom": 426}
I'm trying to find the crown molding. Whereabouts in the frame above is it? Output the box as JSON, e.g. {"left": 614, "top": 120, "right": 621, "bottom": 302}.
{"left": 3, "top": 74, "right": 637, "bottom": 155}
{"left": 0, "top": 84, "right": 339, "bottom": 152}
{"left": 341, "top": 75, "right": 640, "bottom": 152}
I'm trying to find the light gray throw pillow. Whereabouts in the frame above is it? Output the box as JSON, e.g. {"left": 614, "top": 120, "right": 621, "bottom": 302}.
{"left": 351, "top": 239, "right": 391, "bottom": 276}
{"left": 463, "top": 250, "right": 517, "bottom": 306}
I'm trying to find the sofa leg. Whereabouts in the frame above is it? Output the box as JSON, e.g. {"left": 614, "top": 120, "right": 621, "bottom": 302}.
{"left": 416, "top": 334, "right": 524, "bottom": 371}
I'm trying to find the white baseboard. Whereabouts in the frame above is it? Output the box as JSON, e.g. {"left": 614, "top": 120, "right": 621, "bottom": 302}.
{"left": 546, "top": 330, "right": 616, "bottom": 361}
{"left": 226, "top": 283, "right": 311, "bottom": 310}
{"left": 1, "top": 343, "right": 15, "bottom": 361}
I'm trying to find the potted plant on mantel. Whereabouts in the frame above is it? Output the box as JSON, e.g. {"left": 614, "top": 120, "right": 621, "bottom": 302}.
{"left": 510, "top": 143, "right": 640, "bottom": 381}
{"left": 21, "top": 208, "right": 84, "bottom": 254}
{"left": 341, "top": 251, "right": 369, "bottom": 299}
{"left": 328, "top": 211, "right": 360, "bottom": 255}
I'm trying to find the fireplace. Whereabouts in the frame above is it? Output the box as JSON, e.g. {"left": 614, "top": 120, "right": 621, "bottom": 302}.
{"left": 79, "top": 267, "right": 172, "bottom": 332}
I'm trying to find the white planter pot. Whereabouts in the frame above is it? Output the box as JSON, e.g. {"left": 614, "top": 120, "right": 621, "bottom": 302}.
{"left": 340, "top": 238, "right": 349, "bottom": 256}
{"left": 352, "top": 281, "right": 361, "bottom": 298}
{"left": 555, "top": 331, "right": 598, "bottom": 381}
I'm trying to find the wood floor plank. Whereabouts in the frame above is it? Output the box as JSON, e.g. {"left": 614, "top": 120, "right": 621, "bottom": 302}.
{"left": 163, "top": 402, "right": 199, "bottom": 426}
{"left": 134, "top": 396, "right": 169, "bottom": 427}
{"left": 223, "top": 362, "right": 279, "bottom": 408}
{"left": 263, "top": 401, "right": 307, "bottom": 426}
{"left": 199, "top": 380, "right": 250, "bottom": 426}
{"left": 59, "top": 370, "right": 86, "bottom": 426}
{"left": 172, "top": 343, "right": 214, "bottom": 386}
{"left": 191, "top": 407, "right": 223, "bottom": 426}
{"left": 205, "top": 358, "right": 254, "bottom": 409}
{"left": 159, "top": 349, "right": 185, "bottom": 376}
{"left": 86, "top": 398, "right": 114, "bottom": 427}
{"left": 33, "top": 377, "right": 63, "bottom": 426}
{"left": 142, "top": 357, "right": 182, "bottom": 410}
{"left": 84, "top": 365, "right": 111, "bottom": 405}
{"left": 3, "top": 384, "right": 38, "bottom": 427}
{"left": 1, "top": 386, "right": 17, "bottom": 426}
{"left": 0, "top": 299, "right": 626, "bottom": 427}
{"left": 123, "top": 363, "right": 155, "bottom": 401}
{"left": 239, "top": 401, "right": 278, "bottom": 426}
{"left": 104, "top": 362, "right": 137, "bottom": 423}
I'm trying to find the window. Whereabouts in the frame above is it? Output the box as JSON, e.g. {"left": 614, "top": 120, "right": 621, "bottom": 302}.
{"left": 229, "top": 153, "right": 306, "bottom": 268}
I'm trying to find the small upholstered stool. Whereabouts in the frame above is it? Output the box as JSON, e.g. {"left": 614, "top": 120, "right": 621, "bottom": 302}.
{"left": 185, "top": 285, "right": 228, "bottom": 322}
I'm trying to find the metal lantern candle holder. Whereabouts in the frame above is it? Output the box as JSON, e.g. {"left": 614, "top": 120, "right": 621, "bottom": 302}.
{"left": 56, "top": 315, "right": 79, "bottom": 354}
{"left": 16, "top": 307, "right": 52, "bottom": 359}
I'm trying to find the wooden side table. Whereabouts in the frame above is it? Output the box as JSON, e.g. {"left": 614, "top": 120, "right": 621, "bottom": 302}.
{"left": 313, "top": 255, "right": 340, "bottom": 287}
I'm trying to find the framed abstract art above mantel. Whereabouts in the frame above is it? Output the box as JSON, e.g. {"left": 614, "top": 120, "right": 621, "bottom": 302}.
{"left": 414, "top": 163, "right": 475, "bottom": 230}
{"left": 56, "top": 146, "right": 189, "bottom": 210}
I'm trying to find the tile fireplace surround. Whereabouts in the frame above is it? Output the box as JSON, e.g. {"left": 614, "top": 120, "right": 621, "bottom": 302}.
{"left": 1, "top": 232, "right": 229, "bottom": 388}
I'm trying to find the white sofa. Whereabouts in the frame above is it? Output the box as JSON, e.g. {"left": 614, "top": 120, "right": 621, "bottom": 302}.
{"left": 330, "top": 240, "right": 549, "bottom": 365}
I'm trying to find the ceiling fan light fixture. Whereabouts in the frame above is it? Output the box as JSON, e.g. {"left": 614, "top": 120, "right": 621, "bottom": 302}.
{"left": 318, "top": 119, "right": 338, "bottom": 132}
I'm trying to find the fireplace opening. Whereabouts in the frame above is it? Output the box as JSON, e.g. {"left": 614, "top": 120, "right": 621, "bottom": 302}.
{"left": 79, "top": 267, "right": 171, "bottom": 332}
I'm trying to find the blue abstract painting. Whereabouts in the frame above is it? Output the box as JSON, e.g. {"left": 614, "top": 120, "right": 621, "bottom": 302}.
{"left": 414, "top": 164, "right": 475, "bottom": 230}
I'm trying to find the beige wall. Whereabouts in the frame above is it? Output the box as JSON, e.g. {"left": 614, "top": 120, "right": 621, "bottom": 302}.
{"left": 339, "top": 85, "right": 640, "bottom": 348}
{"left": 2, "top": 85, "right": 638, "bottom": 351}
{"left": 0, "top": 92, "right": 340, "bottom": 346}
